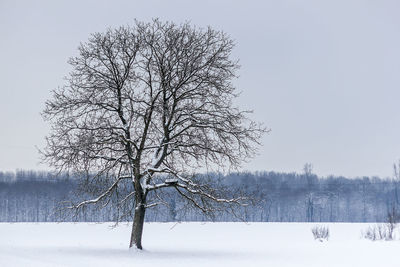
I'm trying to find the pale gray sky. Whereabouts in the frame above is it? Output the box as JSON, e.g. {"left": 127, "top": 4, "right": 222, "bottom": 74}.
{"left": 1, "top": 0, "right": 400, "bottom": 178}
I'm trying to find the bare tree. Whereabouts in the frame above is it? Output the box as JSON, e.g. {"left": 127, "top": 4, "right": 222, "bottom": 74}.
{"left": 303, "top": 163, "right": 313, "bottom": 177}
{"left": 303, "top": 163, "right": 315, "bottom": 222}
{"left": 393, "top": 160, "right": 400, "bottom": 207}
{"left": 42, "top": 19, "right": 266, "bottom": 249}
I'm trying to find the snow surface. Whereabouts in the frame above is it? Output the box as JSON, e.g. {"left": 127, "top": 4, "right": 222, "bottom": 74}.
{"left": 1, "top": 222, "right": 399, "bottom": 267}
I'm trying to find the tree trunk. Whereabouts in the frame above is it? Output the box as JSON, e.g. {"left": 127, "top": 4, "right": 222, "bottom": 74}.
{"left": 129, "top": 204, "right": 146, "bottom": 249}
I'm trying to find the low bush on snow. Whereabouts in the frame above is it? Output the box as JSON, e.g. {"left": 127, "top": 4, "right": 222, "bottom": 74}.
{"left": 363, "top": 223, "right": 397, "bottom": 241}
{"left": 363, "top": 207, "right": 398, "bottom": 241}
{"left": 311, "top": 225, "right": 329, "bottom": 242}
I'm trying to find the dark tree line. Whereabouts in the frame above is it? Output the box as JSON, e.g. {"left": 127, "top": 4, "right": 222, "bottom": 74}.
{"left": 0, "top": 169, "right": 398, "bottom": 223}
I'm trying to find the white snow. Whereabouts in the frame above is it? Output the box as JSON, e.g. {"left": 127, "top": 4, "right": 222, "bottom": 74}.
{"left": 1, "top": 222, "right": 399, "bottom": 267}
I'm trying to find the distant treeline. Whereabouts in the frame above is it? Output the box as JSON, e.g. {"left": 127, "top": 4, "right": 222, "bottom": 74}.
{"left": 0, "top": 170, "right": 398, "bottom": 222}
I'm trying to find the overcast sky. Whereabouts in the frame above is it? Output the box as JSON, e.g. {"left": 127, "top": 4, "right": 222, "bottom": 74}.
{"left": 1, "top": 0, "right": 400, "bottom": 178}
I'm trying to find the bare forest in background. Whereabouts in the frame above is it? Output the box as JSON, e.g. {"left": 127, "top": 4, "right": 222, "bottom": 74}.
{"left": 1, "top": 169, "right": 399, "bottom": 223}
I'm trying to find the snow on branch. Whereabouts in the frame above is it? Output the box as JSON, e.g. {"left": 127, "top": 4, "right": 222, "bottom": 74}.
{"left": 69, "top": 175, "right": 132, "bottom": 210}
{"left": 175, "top": 182, "right": 245, "bottom": 205}
{"left": 145, "top": 170, "right": 246, "bottom": 213}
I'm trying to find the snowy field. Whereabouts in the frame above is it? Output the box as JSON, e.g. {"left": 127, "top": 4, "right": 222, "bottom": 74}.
{"left": 1, "top": 222, "right": 399, "bottom": 267}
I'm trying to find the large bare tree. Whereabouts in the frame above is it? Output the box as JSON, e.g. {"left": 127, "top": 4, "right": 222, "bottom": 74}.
{"left": 42, "top": 19, "right": 265, "bottom": 249}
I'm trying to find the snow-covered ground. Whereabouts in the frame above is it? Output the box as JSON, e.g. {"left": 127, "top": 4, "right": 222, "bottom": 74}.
{"left": 1, "top": 222, "right": 399, "bottom": 267}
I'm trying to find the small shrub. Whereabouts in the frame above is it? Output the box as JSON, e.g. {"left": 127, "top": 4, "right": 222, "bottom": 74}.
{"left": 363, "top": 223, "right": 396, "bottom": 241}
{"left": 363, "top": 207, "right": 398, "bottom": 241}
{"left": 311, "top": 225, "right": 329, "bottom": 242}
